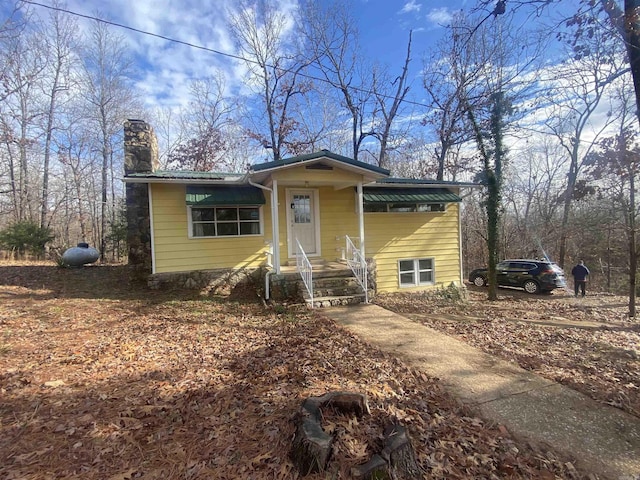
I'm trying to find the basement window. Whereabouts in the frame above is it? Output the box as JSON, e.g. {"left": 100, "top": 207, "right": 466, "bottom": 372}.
{"left": 189, "top": 206, "right": 262, "bottom": 238}
{"left": 398, "top": 258, "right": 435, "bottom": 287}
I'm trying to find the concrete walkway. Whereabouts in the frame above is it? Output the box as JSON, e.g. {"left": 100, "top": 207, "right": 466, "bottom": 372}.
{"left": 323, "top": 304, "right": 640, "bottom": 480}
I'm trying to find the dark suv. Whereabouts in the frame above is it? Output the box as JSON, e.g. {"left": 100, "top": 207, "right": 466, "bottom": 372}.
{"left": 468, "top": 259, "right": 566, "bottom": 294}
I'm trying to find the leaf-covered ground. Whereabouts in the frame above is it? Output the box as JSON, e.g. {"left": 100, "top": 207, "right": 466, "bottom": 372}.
{"left": 376, "top": 286, "right": 640, "bottom": 419}
{"left": 0, "top": 263, "right": 598, "bottom": 479}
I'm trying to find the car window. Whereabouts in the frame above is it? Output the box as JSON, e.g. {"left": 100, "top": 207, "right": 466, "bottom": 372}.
{"left": 508, "top": 262, "right": 528, "bottom": 271}
{"left": 522, "top": 263, "right": 537, "bottom": 271}
{"left": 497, "top": 262, "right": 509, "bottom": 270}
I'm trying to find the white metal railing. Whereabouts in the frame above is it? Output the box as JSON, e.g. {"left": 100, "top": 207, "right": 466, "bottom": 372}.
{"left": 345, "top": 235, "right": 368, "bottom": 303}
{"left": 264, "top": 241, "right": 273, "bottom": 268}
{"left": 295, "top": 238, "right": 314, "bottom": 308}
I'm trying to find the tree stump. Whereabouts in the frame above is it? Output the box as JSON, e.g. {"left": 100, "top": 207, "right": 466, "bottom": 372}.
{"left": 351, "top": 423, "right": 421, "bottom": 480}
{"left": 290, "top": 392, "right": 370, "bottom": 475}
{"left": 291, "top": 392, "right": 420, "bottom": 478}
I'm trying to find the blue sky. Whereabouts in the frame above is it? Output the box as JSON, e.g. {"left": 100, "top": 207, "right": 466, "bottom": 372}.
{"left": 18, "top": 0, "right": 478, "bottom": 110}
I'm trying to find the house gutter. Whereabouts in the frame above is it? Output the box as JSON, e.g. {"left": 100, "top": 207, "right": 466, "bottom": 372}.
{"left": 248, "top": 178, "right": 280, "bottom": 300}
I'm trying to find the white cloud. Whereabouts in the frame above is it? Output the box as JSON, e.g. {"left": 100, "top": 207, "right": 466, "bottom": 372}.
{"left": 426, "top": 7, "right": 453, "bottom": 27}
{"left": 49, "top": 0, "right": 305, "bottom": 113}
{"left": 398, "top": 0, "right": 421, "bottom": 15}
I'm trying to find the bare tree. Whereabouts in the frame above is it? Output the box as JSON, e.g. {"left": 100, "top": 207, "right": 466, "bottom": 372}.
{"left": 372, "top": 31, "right": 413, "bottom": 169}
{"left": 459, "top": 9, "right": 544, "bottom": 299}
{"left": 423, "top": 12, "right": 488, "bottom": 181}
{"left": 302, "top": 1, "right": 376, "bottom": 160}
{"left": 584, "top": 84, "right": 639, "bottom": 316}
{"left": 0, "top": 23, "right": 46, "bottom": 222}
{"left": 542, "top": 22, "right": 625, "bottom": 268}
{"left": 168, "top": 75, "right": 237, "bottom": 171}
{"left": 229, "top": 0, "right": 314, "bottom": 161}
{"left": 80, "top": 18, "right": 137, "bottom": 259}
{"left": 503, "top": 138, "right": 567, "bottom": 257}
{"left": 39, "top": 2, "right": 78, "bottom": 229}
{"left": 0, "top": 2, "right": 30, "bottom": 103}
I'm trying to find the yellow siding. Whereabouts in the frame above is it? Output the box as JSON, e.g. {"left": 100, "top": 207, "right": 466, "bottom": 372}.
{"left": 272, "top": 167, "right": 364, "bottom": 184}
{"left": 149, "top": 177, "right": 462, "bottom": 290}
{"left": 365, "top": 204, "right": 461, "bottom": 293}
{"left": 151, "top": 184, "right": 272, "bottom": 273}
{"left": 318, "top": 187, "right": 359, "bottom": 260}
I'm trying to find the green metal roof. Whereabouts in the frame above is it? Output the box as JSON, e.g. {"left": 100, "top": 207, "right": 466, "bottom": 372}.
{"left": 378, "top": 177, "right": 479, "bottom": 188}
{"left": 363, "top": 187, "right": 461, "bottom": 204}
{"left": 186, "top": 185, "right": 265, "bottom": 205}
{"left": 252, "top": 150, "right": 390, "bottom": 175}
{"left": 127, "top": 170, "right": 244, "bottom": 180}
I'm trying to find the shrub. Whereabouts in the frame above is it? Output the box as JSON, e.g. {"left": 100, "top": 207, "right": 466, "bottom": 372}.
{"left": 434, "top": 282, "right": 468, "bottom": 303}
{"left": 0, "top": 220, "right": 54, "bottom": 256}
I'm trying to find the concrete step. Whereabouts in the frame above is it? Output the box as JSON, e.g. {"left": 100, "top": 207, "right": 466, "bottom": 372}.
{"left": 306, "top": 294, "right": 367, "bottom": 308}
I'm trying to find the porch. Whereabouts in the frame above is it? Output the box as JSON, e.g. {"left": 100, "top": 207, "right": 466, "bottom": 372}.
{"left": 268, "top": 257, "right": 376, "bottom": 308}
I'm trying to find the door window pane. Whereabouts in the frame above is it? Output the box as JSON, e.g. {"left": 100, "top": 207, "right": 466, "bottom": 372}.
{"left": 293, "top": 195, "right": 311, "bottom": 224}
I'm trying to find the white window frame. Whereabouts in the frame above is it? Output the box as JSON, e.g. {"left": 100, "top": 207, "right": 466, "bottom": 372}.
{"left": 398, "top": 258, "right": 435, "bottom": 287}
{"left": 187, "top": 205, "right": 264, "bottom": 239}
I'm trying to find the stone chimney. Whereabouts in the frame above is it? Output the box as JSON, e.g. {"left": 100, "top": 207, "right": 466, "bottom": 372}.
{"left": 124, "top": 119, "right": 159, "bottom": 175}
{"left": 124, "top": 120, "right": 158, "bottom": 279}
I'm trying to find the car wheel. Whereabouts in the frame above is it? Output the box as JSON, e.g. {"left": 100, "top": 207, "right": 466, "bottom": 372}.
{"left": 523, "top": 280, "right": 539, "bottom": 294}
{"left": 472, "top": 275, "right": 487, "bottom": 287}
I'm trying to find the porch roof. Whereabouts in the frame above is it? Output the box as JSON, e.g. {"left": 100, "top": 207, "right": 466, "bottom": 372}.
{"left": 251, "top": 150, "right": 390, "bottom": 176}
{"left": 363, "top": 187, "right": 462, "bottom": 204}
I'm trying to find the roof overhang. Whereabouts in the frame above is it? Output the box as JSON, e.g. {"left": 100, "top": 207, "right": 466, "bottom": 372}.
{"left": 248, "top": 150, "right": 390, "bottom": 185}
{"left": 123, "top": 171, "right": 246, "bottom": 184}
{"left": 375, "top": 178, "right": 480, "bottom": 189}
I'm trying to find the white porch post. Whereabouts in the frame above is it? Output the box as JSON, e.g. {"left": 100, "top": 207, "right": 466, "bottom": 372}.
{"left": 357, "top": 181, "right": 365, "bottom": 261}
{"left": 272, "top": 179, "right": 281, "bottom": 274}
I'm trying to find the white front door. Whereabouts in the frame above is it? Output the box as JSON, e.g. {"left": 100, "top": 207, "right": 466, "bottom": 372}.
{"left": 287, "top": 189, "right": 320, "bottom": 257}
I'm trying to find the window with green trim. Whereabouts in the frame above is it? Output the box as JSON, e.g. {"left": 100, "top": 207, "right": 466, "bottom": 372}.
{"left": 398, "top": 258, "right": 434, "bottom": 287}
{"left": 189, "top": 206, "right": 261, "bottom": 238}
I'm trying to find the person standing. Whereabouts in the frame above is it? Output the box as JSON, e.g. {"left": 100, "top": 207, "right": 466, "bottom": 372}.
{"left": 571, "top": 260, "right": 590, "bottom": 297}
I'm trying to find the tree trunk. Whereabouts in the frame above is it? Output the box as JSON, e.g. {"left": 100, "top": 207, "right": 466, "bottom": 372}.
{"left": 377, "top": 31, "right": 412, "bottom": 169}
{"left": 629, "top": 169, "right": 636, "bottom": 318}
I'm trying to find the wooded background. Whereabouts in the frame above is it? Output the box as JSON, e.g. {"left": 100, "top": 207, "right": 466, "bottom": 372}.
{"left": 0, "top": 0, "right": 636, "bottom": 294}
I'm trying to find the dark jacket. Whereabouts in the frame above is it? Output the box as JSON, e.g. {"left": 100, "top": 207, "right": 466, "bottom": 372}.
{"left": 571, "top": 264, "right": 590, "bottom": 281}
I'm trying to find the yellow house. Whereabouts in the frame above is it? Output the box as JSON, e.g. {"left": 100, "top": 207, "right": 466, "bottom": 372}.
{"left": 123, "top": 120, "right": 475, "bottom": 306}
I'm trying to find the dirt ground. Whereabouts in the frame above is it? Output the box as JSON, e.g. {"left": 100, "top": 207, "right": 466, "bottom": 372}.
{"left": 0, "top": 262, "right": 629, "bottom": 479}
